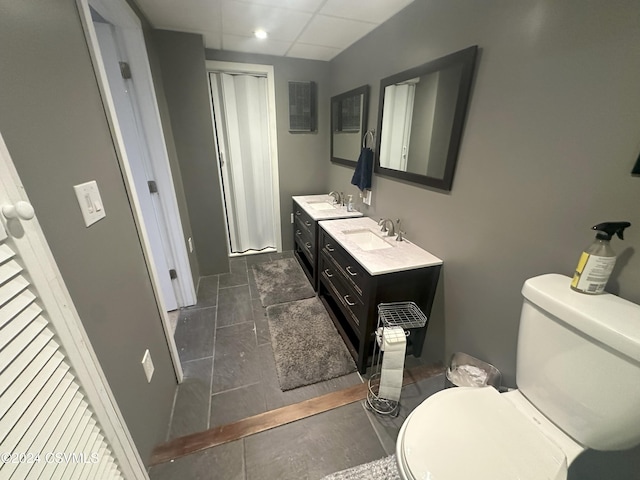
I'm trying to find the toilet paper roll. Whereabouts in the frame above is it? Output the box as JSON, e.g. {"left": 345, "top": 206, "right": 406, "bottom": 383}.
{"left": 378, "top": 327, "right": 407, "bottom": 402}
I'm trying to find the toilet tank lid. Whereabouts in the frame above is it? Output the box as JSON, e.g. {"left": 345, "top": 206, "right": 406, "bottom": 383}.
{"left": 522, "top": 274, "right": 640, "bottom": 362}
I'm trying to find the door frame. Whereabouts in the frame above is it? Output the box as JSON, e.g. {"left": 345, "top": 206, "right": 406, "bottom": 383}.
{"left": 205, "top": 60, "right": 283, "bottom": 254}
{"left": 0, "top": 132, "right": 148, "bottom": 479}
{"left": 77, "top": 0, "right": 189, "bottom": 381}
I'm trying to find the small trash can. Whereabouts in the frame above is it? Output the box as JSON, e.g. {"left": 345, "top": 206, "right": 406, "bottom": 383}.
{"left": 445, "top": 352, "right": 501, "bottom": 390}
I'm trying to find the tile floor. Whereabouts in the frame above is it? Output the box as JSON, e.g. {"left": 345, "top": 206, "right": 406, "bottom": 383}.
{"left": 149, "top": 251, "right": 445, "bottom": 479}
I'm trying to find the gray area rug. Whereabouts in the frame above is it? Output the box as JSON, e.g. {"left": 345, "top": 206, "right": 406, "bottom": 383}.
{"left": 267, "top": 297, "right": 356, "bottom": 391}
{"left": 321, "top": 455, "right": 400, "bottom": 480}
{"left": 252, "top": 258, "right": 315, "bottom": 307}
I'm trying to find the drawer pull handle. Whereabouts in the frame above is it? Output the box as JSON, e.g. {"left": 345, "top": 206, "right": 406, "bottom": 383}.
{"left": 346, "top": 266, "right": 357, "bottom": 276}
{"left": 296, "top": 210, "right": 301, "bottom": 216}
{"left": 344, "top": 295, "right": 356, "bottom": 306}
{"left": 305, "top": 242, "right": 312, "bottom": 249}
{"left": 305, "top": 221, "right": 311, "bottom": 227}
{"left": 323, "top": 269, "right": 333, "bottom": 278}
{"left": 296, "top": 230, "right": 302, "bottom": 236}
{"left": 325, "top": 244, "right": 335, "bottom": 252}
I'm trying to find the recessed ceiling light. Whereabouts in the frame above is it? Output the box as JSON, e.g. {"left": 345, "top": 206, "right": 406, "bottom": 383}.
{"left": 254, "top": 29, "right": 268, "bottom": 40}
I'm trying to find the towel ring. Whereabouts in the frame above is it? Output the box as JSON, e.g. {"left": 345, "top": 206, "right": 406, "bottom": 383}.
{"left": 362, "top": 130, "right": 375, "bottom": 149}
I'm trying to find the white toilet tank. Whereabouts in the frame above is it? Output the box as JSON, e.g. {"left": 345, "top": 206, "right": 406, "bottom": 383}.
{"left": 516, "top": 274, "right": 640, "bottom": 451}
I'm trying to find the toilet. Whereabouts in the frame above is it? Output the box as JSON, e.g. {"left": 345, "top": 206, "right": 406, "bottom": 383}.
{"left": 396, "top": 273, "right": 640, "bottom": 480}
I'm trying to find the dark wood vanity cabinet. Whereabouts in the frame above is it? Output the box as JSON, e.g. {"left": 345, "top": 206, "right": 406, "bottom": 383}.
{"left": 292, "top": 198, "right": 362, "bottom": 291}
{"left": 318, "top": 227, "right": 441, "bottom": 373}
{"left": 292, "top": 200, "right": 318, "bottom": 288}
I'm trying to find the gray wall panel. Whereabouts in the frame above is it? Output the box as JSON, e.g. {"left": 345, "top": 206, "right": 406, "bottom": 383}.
{"left": 328, "top": 0, "right": 640, "bottom": 386}
{"left": 143, "top": 28, "right": 200, "bottom": 285}
{"left": 204, "top": 50, "right": 331, "bottom": 251}
{"left": 0, "top": 0, "right": 177, "bottom": 462}
{"left": 153, "top": 30, "right": 229, "bottom": 275}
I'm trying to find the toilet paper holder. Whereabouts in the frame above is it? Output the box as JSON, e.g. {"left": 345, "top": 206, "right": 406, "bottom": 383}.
{"left": 365, "top": 302, "right": 428, "bottom": 416}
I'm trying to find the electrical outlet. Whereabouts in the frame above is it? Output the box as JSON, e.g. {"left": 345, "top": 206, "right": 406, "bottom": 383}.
{"left": 291, "top": 213, "right": 294, "bottom": 224}
{"left": 141, "top": 349, "right": 154, "bottom": 383}
{"left": 188, "top": 237, "right": 194, "bottom": 253}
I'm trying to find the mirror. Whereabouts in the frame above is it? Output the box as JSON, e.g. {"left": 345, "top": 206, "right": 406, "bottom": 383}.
{"left": 375, "top": 46, "right": 478, "bottom": 190}
{"left": 330, "top": 85, "right": 369, "bottom": 166}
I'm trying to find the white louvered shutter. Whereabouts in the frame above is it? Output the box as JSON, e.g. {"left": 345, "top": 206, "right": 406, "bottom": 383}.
{"left": 0, "top": 221, "right": 125, "bottom": 480}
{"left": 0, "top": 132, "right": 145, "bottom": 480}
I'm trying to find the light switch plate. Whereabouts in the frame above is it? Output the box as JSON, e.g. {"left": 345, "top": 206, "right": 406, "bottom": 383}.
{"left": 73, "top": 180, "right": 106, "bottom": 227}
{"left": 141, "top": 349, "right": 154, "bottom": 383}
{"left": 362, "top": 190, "right": 372, "bottom": 206}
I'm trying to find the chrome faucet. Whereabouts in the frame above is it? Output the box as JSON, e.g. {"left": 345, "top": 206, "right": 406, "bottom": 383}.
{"left": 378, "top": 218, "right": 395, "bottom": 237}
{"left": 329, "top": 192, "right": 344, "bottom": 205}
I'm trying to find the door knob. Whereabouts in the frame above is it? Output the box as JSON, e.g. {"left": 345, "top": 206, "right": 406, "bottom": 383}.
{"left": 2, "top": 201, "right": 35, "bottom": 220}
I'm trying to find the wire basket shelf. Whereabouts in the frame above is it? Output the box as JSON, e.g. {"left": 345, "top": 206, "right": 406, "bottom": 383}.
{"left": 365, "top": 302, "right": 428, "bottom": 417}
{"left": 377, "top": 302, "right": 428, "bottom": 329}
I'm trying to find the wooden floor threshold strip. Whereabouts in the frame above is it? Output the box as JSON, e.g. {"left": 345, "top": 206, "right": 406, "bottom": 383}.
{"left": 149, "top": 363, "right": 444, "bottom": 466}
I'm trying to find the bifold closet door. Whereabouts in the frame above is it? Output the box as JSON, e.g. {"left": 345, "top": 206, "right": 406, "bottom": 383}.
{"left": 0, "top": 134, "right": 132, "bottom": 479}
{"left": 209, "top": 72, "right": 277, "bottom": 254}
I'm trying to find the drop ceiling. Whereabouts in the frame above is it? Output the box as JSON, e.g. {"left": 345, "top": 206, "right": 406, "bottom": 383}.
{"left": 135, "top": 0, "right": 415, "bottom": 61}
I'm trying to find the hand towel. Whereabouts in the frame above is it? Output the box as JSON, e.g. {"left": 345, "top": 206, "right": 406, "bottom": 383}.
{"left": 350, "top": 147, "right": 373, "bottom": 191}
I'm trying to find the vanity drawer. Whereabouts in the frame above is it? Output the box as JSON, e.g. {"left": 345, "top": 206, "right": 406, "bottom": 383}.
{"left": 319, "top": 253, "right": 364, "bottom": 330}
{"left": 320, "top": 230, "right": 366, "bottom": 296}
{"left": 293, "top": 222, "right": 316, "bottom": 261}
{"left": 295, "top": 217, "right": 315, "bottom": 248}
{"left": 293, "top": 202, "right": 314, "bottom": 236}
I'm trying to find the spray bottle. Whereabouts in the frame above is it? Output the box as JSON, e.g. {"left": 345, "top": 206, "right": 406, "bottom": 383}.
{"left": 571, "top": 221, "right": 631, "bottom": 294}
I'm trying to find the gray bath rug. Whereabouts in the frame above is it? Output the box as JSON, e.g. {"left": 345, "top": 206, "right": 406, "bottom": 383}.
{"left": 321, "top": 455, "right": 400, "bottom": 480}
{"left": 267, "top": 297, "right": 356, "bottom": 391}
{"left": 252, "top": 257, "right": 314, "bottom": 307}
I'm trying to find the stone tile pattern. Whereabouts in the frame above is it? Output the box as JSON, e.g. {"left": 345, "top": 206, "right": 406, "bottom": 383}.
{"left": 150, "top": 251, "right": 443, "bottom": 479}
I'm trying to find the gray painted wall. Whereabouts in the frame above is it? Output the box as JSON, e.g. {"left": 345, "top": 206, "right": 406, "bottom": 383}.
{"left": 0, "top": 0, "right": 176, "bottom": 462}
{"left": 329, "top": 3, "right": 640, "bottom": 473}
{"left": 328, "top": 0, "right": 640, "bottom": 385}
{"left": 143, "top": 28, "right": 201, "bottom": 285}
{"left": 152, "top": 30, "right": 230, "bottom": 276}
{"left": 204, "top": 50, "right": 331, "bottom": 251}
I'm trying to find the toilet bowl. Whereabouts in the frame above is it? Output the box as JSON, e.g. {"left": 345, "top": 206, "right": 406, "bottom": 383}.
{"left": 395, "top": 274, "right": 640, "bottom": 480}
{"left": 396, "top": 387, "right": 579, "bottom": 480}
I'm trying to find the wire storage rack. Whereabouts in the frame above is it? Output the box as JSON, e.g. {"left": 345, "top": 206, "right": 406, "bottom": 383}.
{"left": 365, "top": 302, "right": 428, "bottom": 416}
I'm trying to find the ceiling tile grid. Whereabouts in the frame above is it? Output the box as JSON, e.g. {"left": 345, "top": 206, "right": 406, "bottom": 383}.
{"left": 136, "top": 0, "right": 415, "bottom": 61}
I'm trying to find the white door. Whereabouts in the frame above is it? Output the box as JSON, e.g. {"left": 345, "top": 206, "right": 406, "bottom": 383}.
{"left": 0, "top": 134, "right": 147, "bottom": 479}
{"left": 78, "top": 0, "right": 186, "bottom": 382}
{"left": 93, "top": 21, "right": 179, "bottom": 311}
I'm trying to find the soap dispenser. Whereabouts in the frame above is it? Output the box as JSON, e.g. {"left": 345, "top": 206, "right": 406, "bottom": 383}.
{"left": 347, "top": 195, "right": 354, "bottom": 212}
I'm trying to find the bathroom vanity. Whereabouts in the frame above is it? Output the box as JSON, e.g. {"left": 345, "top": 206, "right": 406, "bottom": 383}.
{"left": 292, "top": 195, "right": 362, "bottom": 290}
{"left": 317, "top": 217, "right": 442, "bottom": 373}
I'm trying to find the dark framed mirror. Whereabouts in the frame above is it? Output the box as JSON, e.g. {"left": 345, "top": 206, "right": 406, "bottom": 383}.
{"left": 374, "top": 46, "right": 478, "bottom": 190}
{"left": 331, "top": 85, "right": 369, "bottom": 166}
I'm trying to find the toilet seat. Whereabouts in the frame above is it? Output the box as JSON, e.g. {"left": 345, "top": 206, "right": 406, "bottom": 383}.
{"left": 396, "top": 387, "right": 568, "bottom": 480}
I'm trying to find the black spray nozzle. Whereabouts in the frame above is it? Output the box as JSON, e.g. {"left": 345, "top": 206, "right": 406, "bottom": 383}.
{"left": 592, "top": 222, "right": 631, "bottom": 241}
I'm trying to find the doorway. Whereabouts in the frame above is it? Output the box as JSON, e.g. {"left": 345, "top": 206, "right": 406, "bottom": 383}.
{"left": 78, "top": 0, "right": 196, "bottom": 380}
{"left": 207, "top": 62, "right": 282, "bottom": 256}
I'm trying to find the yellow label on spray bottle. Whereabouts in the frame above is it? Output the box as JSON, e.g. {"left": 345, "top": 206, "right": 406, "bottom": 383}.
{"left": 571, "top": 252, "right": 616, "bottom": 294}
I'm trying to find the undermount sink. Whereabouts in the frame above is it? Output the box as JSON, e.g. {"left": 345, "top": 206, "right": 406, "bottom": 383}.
{"left": 307, "top": 200, "right": 337, "bottom": 211}
{"left": 343, "top": 228, "right": 393, "bottom": 251}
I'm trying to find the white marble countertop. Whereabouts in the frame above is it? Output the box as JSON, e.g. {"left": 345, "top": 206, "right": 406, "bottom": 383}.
{"left": 292, "top": 194, "right": 363, "bottom": 221}
{"left": 318, "top": 217, "right": 443, "bottom": 276}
